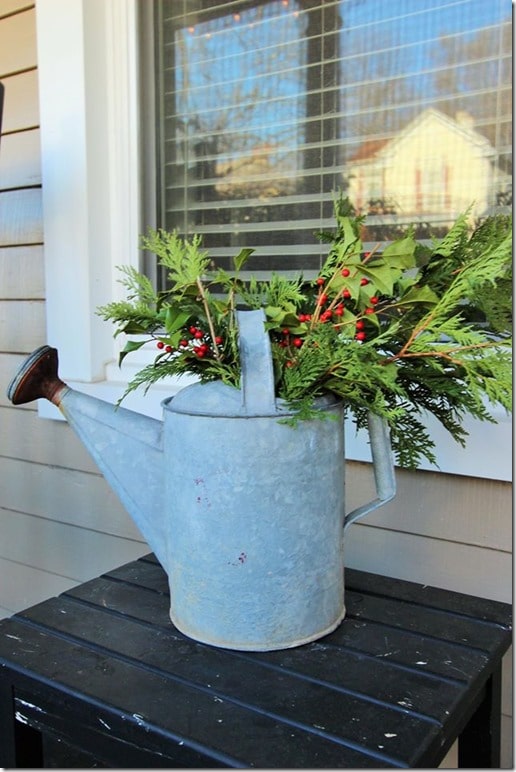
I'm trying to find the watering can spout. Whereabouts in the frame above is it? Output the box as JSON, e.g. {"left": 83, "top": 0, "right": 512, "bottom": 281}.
{"left": 7, "top": 346, "right": 167, "bottom": 566}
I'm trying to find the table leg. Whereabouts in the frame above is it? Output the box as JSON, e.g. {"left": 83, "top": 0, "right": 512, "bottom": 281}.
{"left": 0, "top": 674, "right": 43, "bottom": 768}
{"left": 458, "top": 666, "right": 502, "bottom": 768}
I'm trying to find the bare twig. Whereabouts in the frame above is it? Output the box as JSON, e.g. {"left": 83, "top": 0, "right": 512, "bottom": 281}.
{"left": 196, "top": 277, "right": 221, "bottom": 360}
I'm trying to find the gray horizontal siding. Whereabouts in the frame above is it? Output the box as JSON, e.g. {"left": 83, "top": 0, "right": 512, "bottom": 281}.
{"left": 0, "top": 4, "right": 511, "bottom": 766}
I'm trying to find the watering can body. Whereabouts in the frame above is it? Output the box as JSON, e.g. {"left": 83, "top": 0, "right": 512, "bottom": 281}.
{"left": 163, "top": 387, "right": 347, "bottom": 649}
{"left": 7, "top": 310, "right": 395, "bottom": 651}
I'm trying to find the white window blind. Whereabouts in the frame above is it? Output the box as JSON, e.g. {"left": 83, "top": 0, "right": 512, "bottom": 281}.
{"left": 153, "top": 0, "right": 511, "bottom": 281}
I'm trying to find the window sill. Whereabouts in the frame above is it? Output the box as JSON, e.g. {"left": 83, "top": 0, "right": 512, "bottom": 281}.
{"left": 38, "top": 363, "right": 511, "bottom": 482}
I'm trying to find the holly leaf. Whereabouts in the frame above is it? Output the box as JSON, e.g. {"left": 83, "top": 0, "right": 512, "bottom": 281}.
{"left": 333, "top": 240, "right": 362, "bottom": 265}
{"left": 118, "top": 339, "right": 148, "bottom": 366}
{"left": 265, "top": 305, "right": 286, "bottom": 321}
{"left": 334, "top": 308, "right": 358, "bottom": 336}
{"left": 233, "top": 248, "right": 255, "bottom": 272}
{"left": 211, "top": 298, "right": 232, "bottom": 316}
{"left": 264, "top": 304, "right": 299, "bottom": 325}
{"left": 121, "top": 320, "right": 154, "bottom": 335}
{"left": 167, "top": 330, "right": 187, "bottom": 348}
{"left": 382, "top": 236, "right": 417, "bottom": 269}
{"left": 165, "top": 306, "right": 191, "bottom": 334}
{"left": 396, "top": 284, "right": 439, "bottom": 306}
{"left": 359, "top": 264, "right": 398, "bottom": 296}
{"left": 337, "top": 215, "right": 361, "bottom": 254}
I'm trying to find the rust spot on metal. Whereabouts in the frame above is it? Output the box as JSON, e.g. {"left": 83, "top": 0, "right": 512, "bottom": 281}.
{"left": 227, "top": 552, "right": 248, "bottom": 567}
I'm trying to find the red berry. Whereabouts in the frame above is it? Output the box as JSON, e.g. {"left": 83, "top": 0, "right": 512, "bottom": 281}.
{"left": 316, "top": 277, "right": 325, "bottom": 286}
{"left": 215, "top": 336, "right": 223, "bottom": 345}
{"left": 356, "top": 320, "right": 365, "bottom": 330}
{"left": 334, "top": 304, "right": 344, "bottom": 316}
{"left": 156, "top": 341, "right": 165, "bottom": 349}
{"left": 370, "top": 296, "right": 379, "bottom": 305}
{"left": 341, "top": 268, "right": 350, "bottom": 277}
{"left": 343, "top": 289, "right": 351, "bottom": 299}
{"left": 360, "top": 278, "right": 369, "bottom": 286}
{"left": 189, "top": 326, "right": 198, "bottom": 334}
{"left": 194, "top": 330, "right": 204, "bottom": 339}
{"left": 282, "top": 328, "right": 290, "bottom": 336}
{"left": 165, "top": 345, "right": 173, "bottom": 353}
{"left": 195, "top": 348, "right": 206, "bottom": 357}
{"left": 355, "top": 331, "right": 367, "bottom": 341}
{"left": 304, "top": 313, "right": 312, "bottom": 321}
{"left": 293, "top": 338, "right": 303, "bottom": 348}
{"left": 317, "top": 294, "right": 328, "bottom": 306}
{"left": 365, "top": 307, "right": 375, "bottom": 315}
{"left": 285, "top": 360, "right": 294, "bottom": 367}
{"left": 321, "top": 310, "right": 333, "bottom": 321}
{"left": 179, "top": 339, "right": 188, "bottom": 347}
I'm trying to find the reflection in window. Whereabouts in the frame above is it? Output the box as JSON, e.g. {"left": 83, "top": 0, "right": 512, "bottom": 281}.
{"left": 154, "top": 0, "right": 511, "bottom": 278}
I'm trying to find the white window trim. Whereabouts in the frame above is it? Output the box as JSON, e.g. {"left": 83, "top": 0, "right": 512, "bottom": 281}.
{"left": 35, "top": 0, "right": 205, "bottom": 414}
{"left": 36, "top": 0, "right": 139, "bottom": 383}
{"left": 34, "top": 0, "right": 511, "bottom": 482}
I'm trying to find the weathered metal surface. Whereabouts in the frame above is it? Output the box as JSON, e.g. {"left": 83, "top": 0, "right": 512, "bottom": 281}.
{"left": 6, "top": 309, "right": 396, "bottom": 651}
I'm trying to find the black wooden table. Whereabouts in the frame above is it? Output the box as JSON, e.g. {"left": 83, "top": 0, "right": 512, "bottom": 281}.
{"left": 0, "top": 554, "right": 511, "bottom": 768}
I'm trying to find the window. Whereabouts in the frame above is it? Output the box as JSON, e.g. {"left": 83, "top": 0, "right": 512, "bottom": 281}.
{"left": 35, "top": 0, "right": 511, "bottom": 480}
{"left": 150, "top": 0, "right": 511, "bottom": 286}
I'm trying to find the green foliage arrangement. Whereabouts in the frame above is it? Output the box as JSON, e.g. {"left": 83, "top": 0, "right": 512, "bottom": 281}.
{"left": 97, "top": 199, "right": 512, "bottom": 469}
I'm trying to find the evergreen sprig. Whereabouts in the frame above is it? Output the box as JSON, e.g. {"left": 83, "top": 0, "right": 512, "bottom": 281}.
{"left": 97, "top": 198, "right": 512, "bottom": 469}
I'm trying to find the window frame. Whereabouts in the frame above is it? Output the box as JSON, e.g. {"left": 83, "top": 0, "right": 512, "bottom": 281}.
{"left": 34, "top": 0, "right": 511, "bottom": 481}
{"left": 36, "top": 0, "right": 179, "bottom": 419}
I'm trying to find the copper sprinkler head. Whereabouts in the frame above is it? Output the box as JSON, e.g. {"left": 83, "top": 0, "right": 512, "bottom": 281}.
{"left": 7, "top": 345, "right": 68, "bottom": 406}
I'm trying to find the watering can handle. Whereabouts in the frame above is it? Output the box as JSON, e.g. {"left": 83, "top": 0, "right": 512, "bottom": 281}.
{"left": 237, "top": 309, "right": 277, "bottom": 414}
{"left": 235, "top": 309, "right": 396, "bottom": 526}
{"left": 343, "top": 412, "right": 396, "bottom": 531}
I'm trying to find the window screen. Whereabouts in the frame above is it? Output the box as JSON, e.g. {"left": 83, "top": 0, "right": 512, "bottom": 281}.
{"left": 152, "top": 0, "right": 511, "bottom": 282}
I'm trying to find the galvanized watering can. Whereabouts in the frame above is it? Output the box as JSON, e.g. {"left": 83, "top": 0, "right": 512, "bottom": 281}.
{"left": 7, "top": 310, "right": 395, "bottom": 651}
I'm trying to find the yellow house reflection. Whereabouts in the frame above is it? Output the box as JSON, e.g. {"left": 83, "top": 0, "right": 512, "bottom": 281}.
{"left": 347, "top": 108, "right": 503, "bottom": 225}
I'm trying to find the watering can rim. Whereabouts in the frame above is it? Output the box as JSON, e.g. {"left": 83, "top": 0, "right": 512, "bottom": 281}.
{"left": 160, "top": 308, "right": 342, "bottom": 419}
{"left": 162, "top": 384, "right": 342, "bottom": 418}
